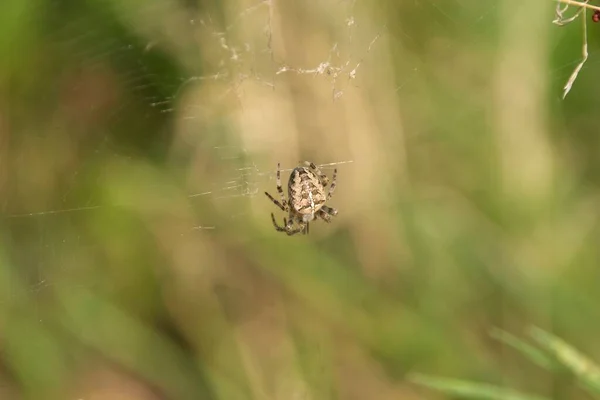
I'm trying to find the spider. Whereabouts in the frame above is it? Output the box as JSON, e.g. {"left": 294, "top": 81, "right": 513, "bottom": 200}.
{"left": 265, "top": 161, "right": 338, "bottom": 236}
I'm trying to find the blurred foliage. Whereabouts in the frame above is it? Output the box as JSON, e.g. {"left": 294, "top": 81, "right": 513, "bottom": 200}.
{"left": 413, "top": 327, "right": 600, "bottom": 399}
{"left": 2, "top": 0, "right": 600, "bottom": 399}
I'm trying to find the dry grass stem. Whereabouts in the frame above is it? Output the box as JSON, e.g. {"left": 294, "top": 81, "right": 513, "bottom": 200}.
{"left": 554, "top": 0, "right": 591, "bottom": 98}
{"left": 557, "top": 0, "right": 600, "bottom": 12}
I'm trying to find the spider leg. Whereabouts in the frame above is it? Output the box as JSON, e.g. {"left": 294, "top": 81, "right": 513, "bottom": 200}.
{"left": 327, "top": 168, "right": 337, "bottom": 200}
{"left": 284, "top": 216, "right": 305, "bottom": 236}
{"left": 271, "top": 213, "right": 287, "bottom": 232}
{"left": 321, "top": 205, "right": 338, "bottom": 217}
{"left": 303, "top": 161, "right": 329, "bottom": 186}
{"left": 271, "top": 211, "right": 305, "bottom": 236}
{"left": 265, "top": 191, "right": 286, "bottom": 211}
{"left": 303, "top": 222, "right": 309, "bottom": 235}
{"left": 317, "top": 209, "right": 333, "bottom": 223}
{"left": 276, "top": 162, "right": 288, "bottom": 208}
{"left": 286, "top": 225, "right": 305, "bottom": 236}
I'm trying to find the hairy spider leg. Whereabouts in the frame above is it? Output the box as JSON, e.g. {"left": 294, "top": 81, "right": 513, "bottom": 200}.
{"left": 286, "top": 223, "right": 305, "bottom": 236}
{"left": 317, "top": 209, "right": 332, "bottom": 223}
{"left": 281, "top": 213, "right": 305, "bottom": 236}
{"left": 272, "top": 212, "right": 305, "bottom": 236}
{"left": 271, "top": 213, "right": 287, "bottom": 232}
{"left": 321, "top": 205, "right": 338, "bottom": 217}
{"left": 265, "top": 162, "right": 290, "bottom": 211}
{"left": 276, "top": 162, "right": 287, "bottom": 207}
{"left": 327, "top": 168, "right": 337, "bottom": 199}
{"left": 265, "top": 191, "right": 286, "bottom": 211}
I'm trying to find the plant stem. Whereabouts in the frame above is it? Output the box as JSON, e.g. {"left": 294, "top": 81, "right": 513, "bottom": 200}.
{"left": 557, "top": 0, "right": 600, "bottom": 12}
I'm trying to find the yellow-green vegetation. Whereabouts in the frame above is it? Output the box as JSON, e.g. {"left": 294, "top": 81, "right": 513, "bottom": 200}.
{"left": 1, "top": 0, "right": 600, "bottom": 399}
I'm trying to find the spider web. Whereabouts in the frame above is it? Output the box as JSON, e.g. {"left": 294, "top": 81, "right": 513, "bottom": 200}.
{"left": 2, "top": 0, "right": 383, "bottom": 309}
{"left": 3, "top": 0, "right": 575, "bottom": 316}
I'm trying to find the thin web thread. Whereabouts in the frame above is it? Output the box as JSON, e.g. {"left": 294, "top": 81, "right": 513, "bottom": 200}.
{"left": 5, "top": 160, "right": 354, "bottom": 230}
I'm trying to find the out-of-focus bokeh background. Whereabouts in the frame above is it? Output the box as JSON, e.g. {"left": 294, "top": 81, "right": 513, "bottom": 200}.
{"left": 1, "top": 0, "right": 600, "bottom": 398}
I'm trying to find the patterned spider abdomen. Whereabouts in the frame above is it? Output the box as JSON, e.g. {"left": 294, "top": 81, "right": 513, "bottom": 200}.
{"left": 287, "top": 166, "right": 327, "bottom": 218}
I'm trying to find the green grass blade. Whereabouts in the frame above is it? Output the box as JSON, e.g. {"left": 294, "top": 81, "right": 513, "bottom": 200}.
{"left": 490, "top": 328, "right": 555, "bottom": 370}
{"left": 529, "top": 326, "right": 600, "bottom": 395}
{"left": 409, "top": 374, "right": 548, "bottom": 400}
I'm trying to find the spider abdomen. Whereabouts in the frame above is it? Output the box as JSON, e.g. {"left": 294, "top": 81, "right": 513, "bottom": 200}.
{"left": 288, "top": 166, "right": 326, "bottom": 215}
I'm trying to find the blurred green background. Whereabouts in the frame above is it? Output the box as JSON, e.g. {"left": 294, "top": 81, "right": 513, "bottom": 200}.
{"left": 1, "top": 0, "right": 600, "bottom": 398}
